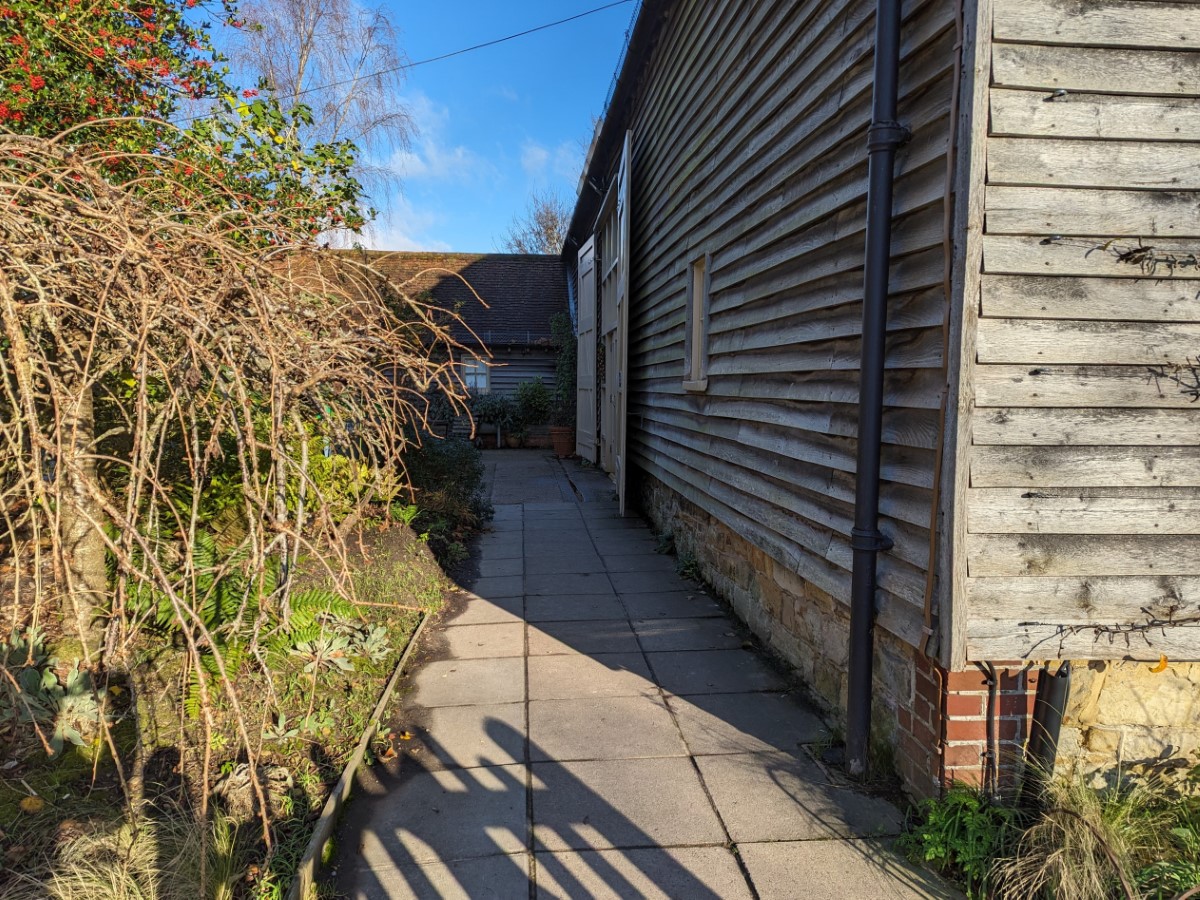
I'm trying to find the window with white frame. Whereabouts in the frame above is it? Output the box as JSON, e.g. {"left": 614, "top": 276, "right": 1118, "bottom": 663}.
{"left": 462, "top": 359, "right": 489, "bottom": 393}
{"left": 683, "top": 254, "right": 710, "bottom": 392}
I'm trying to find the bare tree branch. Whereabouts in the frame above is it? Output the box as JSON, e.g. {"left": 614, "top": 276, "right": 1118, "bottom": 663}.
{"left": 500, "top": 188, "right": 571, "bottom": 255}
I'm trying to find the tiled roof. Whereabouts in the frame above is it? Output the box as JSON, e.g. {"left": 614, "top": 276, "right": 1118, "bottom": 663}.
{"left": 359, "top": 251, "right": 568, "bottom": 347}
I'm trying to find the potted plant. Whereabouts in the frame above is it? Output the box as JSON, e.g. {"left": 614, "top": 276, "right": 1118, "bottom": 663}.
{"left": 470, "top": 391, "right": 514, "bottom": 448}
{"left": 548, "top": 312, "right": 577, "bottom": 458}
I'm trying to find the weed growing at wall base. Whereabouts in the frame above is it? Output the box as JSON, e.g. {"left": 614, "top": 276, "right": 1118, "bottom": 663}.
{"left": 898, "top": 784, "right": 1019, "bottom": 899}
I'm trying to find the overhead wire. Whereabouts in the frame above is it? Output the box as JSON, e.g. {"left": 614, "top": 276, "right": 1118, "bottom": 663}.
{"left": 176, "top": 0, "right": 635, "bottom": 125}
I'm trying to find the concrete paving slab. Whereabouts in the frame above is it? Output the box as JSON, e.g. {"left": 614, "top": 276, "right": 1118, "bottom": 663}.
{"left": 531, "top": 757, "right": 726, "bottom": 851}
{"left": 398, "top": 702, "right": 526, "bottom": 769}
{"left": 528, "top": 653, "right": 656, "bottom": 701}
{"left": 525, "top": 594, "right": 628, "bottom": 622}
{"left": 331, "top": 453, "right": 939, "bottom": 900}
{"left": 535, "top": 847, "right": 753, "bottom": 900}
{"left": 666, "top": 692, "right": 830, "bottom": 755}
{"left": 578, "top": 504, "right": 622, "bottom": 518}
{"left": 528, "top": 696, "right": 686, "bottom": 761}
{"left": 467, "top": 575, "right": 524, "bottom": 599}
{"left": 443, "top": 594, "right": 524, "bottom": 626}
{"left": 524, "top": 527, "right": 591, "bottom": 544}
{"left": 523, "top": 541, "right": 599, "bottom": 563}
{"left": 738, "top": 839, "right": 962, "bottom": 900}
{"left": 525, "top": 501, "right": 581, "bottom": 513}
{"left": 527, "top": 619, "right": 640, "bottom": 656}
{"left": 610, "top": 570, "right": 697, "bottom": 594}
{"left": 586, "top": 517, "right": 652, "bottom": 531}
{"left": 620, "top": 591, "right": 724, "bottom": 619}
{"left": 340, "top": 852, "right": 532, "bottom": 900}
{"left": 525, "top": 572, "right": 616, "bottom": 597}
{"left": 603, "top": 553, "right": 679, "bottom": 573}
{"left": 649, "top": 648, "right": 787, "bottom": 695}
{"left": 354, "top": 763, "right": 528, "bottom": 866}
{"left": 525, "top": 514, "right": 584, "bottom": 526}
{"left": 696, "top": 751, "right": 904, "bottom": 842}
{"left": 476, "top": 541, "right": 525, "bottom": 563}
{"left": 525, "top": 552, "right": 606, "bottom": 576}
{"left": 631, "top": 617, "right": 744, "bottom": 652}
{"left": 409, "top": 657, "right": 525, "bottom": 708}
{"left": 589, "top": 532, "right": 661, "bottom": 552}
{"left": 476, "top": 557, "right": 523, "bottom": 578}
{"left": 442, "top": 623, "right": 525, "bottom": 659}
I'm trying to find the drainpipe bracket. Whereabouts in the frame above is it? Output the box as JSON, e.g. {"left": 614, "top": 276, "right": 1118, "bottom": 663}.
{"left": 866, "top": 121, "right": 911, "bottom": 151}
{"left": 851, "top": 527, "right": 894, "bottom": 553}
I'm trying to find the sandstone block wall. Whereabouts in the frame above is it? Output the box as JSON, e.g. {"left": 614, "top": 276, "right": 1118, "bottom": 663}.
{"left": 638, "top": 473, "right": 1200, "bottom": 800}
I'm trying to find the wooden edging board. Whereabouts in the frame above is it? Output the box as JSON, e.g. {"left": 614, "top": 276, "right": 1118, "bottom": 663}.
{"left": 286, "top": 610, "right": 431, "bottom": 900}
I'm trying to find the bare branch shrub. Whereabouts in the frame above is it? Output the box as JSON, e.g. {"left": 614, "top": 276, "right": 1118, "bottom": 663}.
{"left": 0, "top": 128, "right": 476, "bottom": 831}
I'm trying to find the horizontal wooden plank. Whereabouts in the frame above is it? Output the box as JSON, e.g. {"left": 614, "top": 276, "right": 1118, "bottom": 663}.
{"left": 632, "top": 447, "right": 930, "bottom": 647}
{"left": 966, "top": 533, "right": 1200, "bottom": 575}
{"left": 988, "top": 137, "right": 1200, "bottom": 189}
{"left": 635, "top": 424, "right": 933, "bottom": 572}
{"left": 972, "top": 407, "right": 1200, "bottom": 445}
{"left": 970, "top": 446, "right": 1200, "bottom": 486}
{"left": 994, "top": 0, "right": 1200, "bottom": 51}
{"left": 981, "top": 274, "right": 1200, "bottom": 321}
{"left": 974, "top": 365, "right": 1200, "bottom": 408}
{"left": 967, "top": 488, "right": 1200, "bottom": 532}
{"left": 634, "top": 367, "right": 947, "bottom": 411}
{"left": 977, "top": 318, "right": 1200, "bottom": 364}
{"left": 992, "top": 43, "right": 1200, "bottom": 96}
{"left": 967, "top": 574, "right": 1200, "bottom": 621}
{"left": 990, "top": 89, "right": 1200, "bottom": 141}
{"left": 966, "top": 620, "right": 1200, "bottom": 661}
{"left": 986, "top": 186, "right": 1200, "bottom": 236}
{"left": 983, "top": 234, "right": 1200, "bottom": 278}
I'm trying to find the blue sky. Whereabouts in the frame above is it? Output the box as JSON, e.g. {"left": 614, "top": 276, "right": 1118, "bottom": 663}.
{"left": 363, "top": 1, "right": 635, "bottom": 252}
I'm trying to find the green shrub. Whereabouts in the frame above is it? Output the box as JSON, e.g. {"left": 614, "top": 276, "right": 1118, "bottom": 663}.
{"left": 550, "top": 312, "right": 577, "bottom": 427}
{"left": 515, "top": 379, "right": 551, "bottom": 431}
{"left": 898, "top": 784, "right": 1019, "bottom": 900}
{"left": 402, "top": 437, "right": 489, "bottom": 563}
{"left": 470, "top": 391, "right": 515, "bottom": 430}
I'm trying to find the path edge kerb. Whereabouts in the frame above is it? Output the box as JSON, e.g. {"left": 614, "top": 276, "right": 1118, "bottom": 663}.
{"left": 287, "top": 610, "right": 433, "bottom": 900}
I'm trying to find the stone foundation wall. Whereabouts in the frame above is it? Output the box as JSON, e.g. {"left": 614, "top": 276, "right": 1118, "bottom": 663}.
{"left": 639, "top": 476, "right": 924, "bottom": 794}
{"left": 1060, "top": 661, "right": 1200, "bottom": 777}
{"left": 638, "top": 473, "right": 1200, "bottom": 799}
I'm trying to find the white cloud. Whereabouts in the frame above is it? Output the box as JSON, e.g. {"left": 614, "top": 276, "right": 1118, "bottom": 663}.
{"left": 491, "top": 85, "right": 520, "bottom": 103}
{"left": 552, "top": 140, "right": 582, "bottom": 182}
{"left": 520, "top": 140, "right": 551, "bottom": 176}
{"left": 521, "top": 138, "right": 583, "bottom": 184}
{"left": 389, "top": 92, "right": 492, "bottom": 183}
{"left": 347, "top": 197, "right": 451, "bottom": 251}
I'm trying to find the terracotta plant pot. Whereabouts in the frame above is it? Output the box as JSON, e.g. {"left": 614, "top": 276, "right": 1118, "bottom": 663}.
{"left": 549, "top": 426, "right": 575, "bottom": 459}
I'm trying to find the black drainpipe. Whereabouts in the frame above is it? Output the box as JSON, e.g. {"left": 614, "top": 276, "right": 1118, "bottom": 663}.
{"left": 846, "top": 0, "right": 909, "bottom": 779}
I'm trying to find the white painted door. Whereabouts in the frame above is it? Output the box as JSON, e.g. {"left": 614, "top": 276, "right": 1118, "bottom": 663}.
{"left": 575, "top": 237, "right": 597, "bottom": 461}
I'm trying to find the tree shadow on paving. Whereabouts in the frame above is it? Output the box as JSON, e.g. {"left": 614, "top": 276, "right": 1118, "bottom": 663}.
{"left": 330, "top": 725, "right": 730, "bottom": 899}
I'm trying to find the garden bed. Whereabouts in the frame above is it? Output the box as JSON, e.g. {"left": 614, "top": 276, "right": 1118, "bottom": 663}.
{"left": 0, "top": 521, "right": 450, "bottom": 898}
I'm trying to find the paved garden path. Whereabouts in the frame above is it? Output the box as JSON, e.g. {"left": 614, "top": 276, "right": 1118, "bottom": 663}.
{"left": 331, "top": 450, "right": 959, "bottom": 899}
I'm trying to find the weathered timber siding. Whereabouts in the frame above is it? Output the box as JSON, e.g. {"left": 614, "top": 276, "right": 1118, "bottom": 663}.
{"left": 960, "top": 0, "right": 1200, "bottom": 661}
{"left": 487, "top": 349, "right": 557, "bottom": 397}
{"left": 620, "top": 0, "right": 958, "bottom": 649}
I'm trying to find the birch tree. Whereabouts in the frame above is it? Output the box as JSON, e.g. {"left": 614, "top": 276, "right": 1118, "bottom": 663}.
{"left": 231, "top": 0, "right": 414, "bottom": 196}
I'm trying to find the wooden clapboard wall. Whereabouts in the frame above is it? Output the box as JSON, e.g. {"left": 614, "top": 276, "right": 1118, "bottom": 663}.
{"left": 953, "top": 0, "right": 1200, "bottom": 662}
{"left": 620, "top": 0, "right": 959, "bottom": 649}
